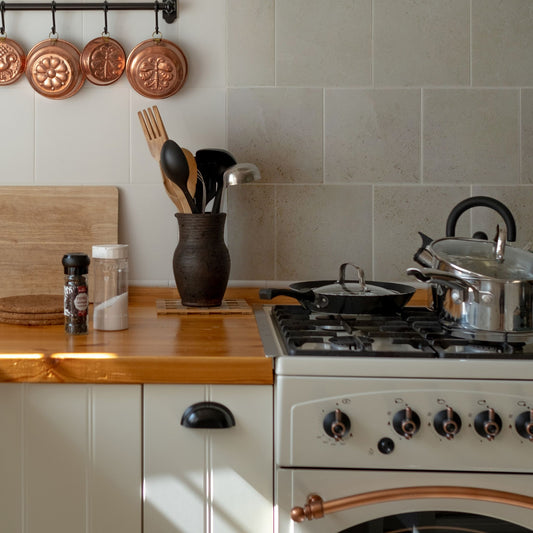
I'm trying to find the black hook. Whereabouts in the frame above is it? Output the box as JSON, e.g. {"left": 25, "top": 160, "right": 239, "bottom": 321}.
{"left": 50, "top": 0, "right": 57, "bottom": 36}
{"left": 154, "top": 1, "right": 160, "bottom": 36}
{"left": 1, "top": 1, "right": 6, "bottom": 36}
{"left": 103, "top": 0, "right": 109, "bottom": 35}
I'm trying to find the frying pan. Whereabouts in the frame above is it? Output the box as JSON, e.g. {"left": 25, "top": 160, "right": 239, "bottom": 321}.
{"left": 259, "top": 263, "right": 416, "bottom": 314}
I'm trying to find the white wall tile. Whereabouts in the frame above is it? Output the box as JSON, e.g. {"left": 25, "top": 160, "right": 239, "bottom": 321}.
{"left": 227, "top": 0, "right": 275, "bottom": 86}
{"left": 374, "top": 186, "right": 471, "bottom": 281}
{"left": 1, "top": 0, "right": 532, "bottom": 285}
{"left": 35, "top": 86, "right": 131, "bottom": 184}
{"left": 276, "top": 0, "right": 371, "bottom": 87}
{"left": 325, "top": 89, "right": 420, "bottom": 183}
{"left": 228, "top": 88, "right": 323, "bottom": 183}
{"left": 275, "top": 185, "right": 372, "bottom": 281}
{"left": 374, "top": 0, "right": 469, "bottom": 87}
{"left": 472, "top": 0, "right": 533, "bottom": 86}
{"left": 227, "top": 184, "right": 275, "bottom": 280}
{"left": 423, "top": 89, "right": 520, "bottom": 184}
{"left": 0, "top": 84, "right": 35, "bottom": 185}
{"left": 118, "top": 184, "right": 177, "bottom": 286}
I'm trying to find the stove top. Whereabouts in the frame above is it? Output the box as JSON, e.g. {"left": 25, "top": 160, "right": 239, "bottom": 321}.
{"left": 269, "top": 305, "right": 533, "bottom": 359}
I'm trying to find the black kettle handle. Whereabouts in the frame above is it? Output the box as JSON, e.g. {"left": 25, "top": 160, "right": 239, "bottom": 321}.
{"left": 445, "top": 196, "right": 516, "bottom": 242}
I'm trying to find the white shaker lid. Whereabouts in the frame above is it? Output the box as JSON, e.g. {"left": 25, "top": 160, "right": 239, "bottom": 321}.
{"left": 92, "top": 244, "right": 128, "bottom": 259}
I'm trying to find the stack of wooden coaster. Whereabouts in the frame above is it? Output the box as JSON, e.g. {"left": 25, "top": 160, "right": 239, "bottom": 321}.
{"left": 0, "top": 295, "right": 64, "bottom": 326}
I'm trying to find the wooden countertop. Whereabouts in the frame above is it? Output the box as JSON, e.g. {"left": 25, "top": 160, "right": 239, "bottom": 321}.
{"left": 0, "top": 286, "right": 430, "bottom": 386}
{"left": 0, "top": 287, "right": 273, "bottom": 385}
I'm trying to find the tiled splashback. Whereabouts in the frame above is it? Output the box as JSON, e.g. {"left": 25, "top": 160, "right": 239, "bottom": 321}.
{"left": 1, "top": 0, "right": 533, "bottom": 286}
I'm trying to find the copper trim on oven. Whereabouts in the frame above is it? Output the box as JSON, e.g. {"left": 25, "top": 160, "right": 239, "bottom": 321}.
{"left": 290, "top": 486, "right": 533, "bottom": 522}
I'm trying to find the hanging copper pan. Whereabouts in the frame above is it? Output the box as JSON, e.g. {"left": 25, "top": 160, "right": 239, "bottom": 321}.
{"left": 0, "top": 36, "right": 26, "bottom": 86}
{"left": 126, "top": 37, "right": 187, "bottom": 99}
{"left": 26, "top": 38, "right": 85, "bottom": 99}
{"left": 81, "top": 35, "right": 125, "bottom": 86}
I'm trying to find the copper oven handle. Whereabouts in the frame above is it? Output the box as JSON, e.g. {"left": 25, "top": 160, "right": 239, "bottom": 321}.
{"left": 290, "top": 486, "right": 533, "bottom": 522}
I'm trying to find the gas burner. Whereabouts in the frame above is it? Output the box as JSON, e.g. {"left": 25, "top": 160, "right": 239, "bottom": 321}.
{"left": 270, "top": 305, "right": 533, "bottom": 359}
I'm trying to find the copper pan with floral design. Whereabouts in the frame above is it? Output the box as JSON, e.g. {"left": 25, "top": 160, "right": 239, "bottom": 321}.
{"left": 0, "top": 36, "right": 26, "bottom": 86}
{"left": 126, "top": 37, "right": 187, "bottom": 99}
{"left": 81, "top": 35, "right": 125, "bottom": 86}
{"left": 26, "top": 38, "right": 85, "bottom": 99}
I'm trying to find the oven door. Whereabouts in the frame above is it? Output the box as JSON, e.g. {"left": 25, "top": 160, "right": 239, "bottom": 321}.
{"left": 277, "top": 469, "right": 533, "bottom": 532}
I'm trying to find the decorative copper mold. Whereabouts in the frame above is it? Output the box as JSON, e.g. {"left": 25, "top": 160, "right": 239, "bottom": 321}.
{"left": 126, "top": 38, "right": 187, "bottom": 99}
{"left": 0, "top": 36, "right": 26, "bottom": 86}
{"left": 26, "top": 38, "right": 85, "bottom": 99}
{"left": 81, "top": 35, "right": 126, "bottom": 86}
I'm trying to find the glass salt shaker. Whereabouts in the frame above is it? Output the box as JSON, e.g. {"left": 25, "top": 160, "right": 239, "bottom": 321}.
{"left": 92, "top": 244, "right": 128, "bottom": 331}
{"left": 62, "top": 253, "right": 91, "bottom": 335}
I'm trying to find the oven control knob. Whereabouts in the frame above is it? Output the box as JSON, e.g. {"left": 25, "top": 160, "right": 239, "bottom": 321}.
{"left": 323, "top": 409, "right": 351, "bottom": 441}
{"left": 434, "top": 407, "right": 462, "bottom": 439}
{"left": 474, "top": 408, "right": 502, "bottom": 441}
{"left": 515, "top": 410, "right": 533, "bottom": 441}
{"left": 392, "top": 406, "right": 420, "bottom": 439}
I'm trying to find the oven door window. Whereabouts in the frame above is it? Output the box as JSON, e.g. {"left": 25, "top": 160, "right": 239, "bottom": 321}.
{"left": 340, "top": 511, "right": 533, "bottom": 532}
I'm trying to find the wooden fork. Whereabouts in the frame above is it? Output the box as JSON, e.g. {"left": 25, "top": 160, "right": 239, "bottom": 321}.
{"left": 138, "top": 106, "right": 190, "bottom": 213}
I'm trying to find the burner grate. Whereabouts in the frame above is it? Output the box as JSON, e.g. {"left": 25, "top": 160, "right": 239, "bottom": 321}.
{"left": 270, "top": 305, "right": 533, "bottom": 359}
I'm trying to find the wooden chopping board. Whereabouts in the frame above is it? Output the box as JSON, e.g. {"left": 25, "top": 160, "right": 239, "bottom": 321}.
{"left": 0, "top": 186, "right": 119, "bottom": 299}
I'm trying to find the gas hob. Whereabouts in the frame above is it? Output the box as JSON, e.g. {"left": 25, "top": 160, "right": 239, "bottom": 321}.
{"left": 255, "top": 305, "right": 533, "bottom": 379}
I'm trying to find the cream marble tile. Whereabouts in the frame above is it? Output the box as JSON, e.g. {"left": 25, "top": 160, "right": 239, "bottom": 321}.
{"left": 325, "top": 89, "right": 420, "bottom": 183}
{"left": 227, "top": 185, "right": 275, "bottom": 280}
{"left": 423, "top": 89, "right": 519, "bottom": 184}
{"left": 227, "top": 0, "right": 274, "bottom": 86}
{"left": 228, "top": 88, "right": 323, "bottom": 183}
{"left": 276, "top": 0, "right": 371, "bottom": 87}
{"left": 472, "top": 0, "right": 533, "bottom": 86}
{"left": 374, "top": 0, "right": 469, "bottom": 87}
{"left": 374, "top": 186, "right": 471, "bottom": 281}
{"left": 275, "top": 185, "right": 372, "bottom": 281}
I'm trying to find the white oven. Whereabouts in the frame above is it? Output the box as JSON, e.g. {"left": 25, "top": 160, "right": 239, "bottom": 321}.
{"left": 255, "top": 305, "right": 533, "bottom": 533}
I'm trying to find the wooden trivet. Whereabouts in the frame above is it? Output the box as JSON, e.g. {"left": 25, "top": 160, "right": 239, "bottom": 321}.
{"left": 156, "top": 299, "right": 252, "bottom": 315}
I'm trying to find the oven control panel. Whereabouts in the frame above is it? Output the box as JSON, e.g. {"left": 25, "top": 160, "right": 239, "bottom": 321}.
{"left": 276, "top": 376, "right": 533, "bottom": 471}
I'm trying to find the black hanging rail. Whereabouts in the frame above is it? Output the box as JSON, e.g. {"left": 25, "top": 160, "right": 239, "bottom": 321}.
{"left": 1, "top": 0, "right": 178, "bottom": 23}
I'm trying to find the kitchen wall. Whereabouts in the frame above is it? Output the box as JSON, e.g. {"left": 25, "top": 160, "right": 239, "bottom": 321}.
{"left": 1, "top": 0, "right": 533, "bottom": 286}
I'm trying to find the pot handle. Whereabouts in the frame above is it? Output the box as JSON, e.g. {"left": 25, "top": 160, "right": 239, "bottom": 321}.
{"left": 445, "top": 196, "right": 516, "bottom": 242}
{"left": 259, "top": 287, "right": 315, "bottom": 302}
{"left": 406, "top": 267, "right": 494, "bottom": 304}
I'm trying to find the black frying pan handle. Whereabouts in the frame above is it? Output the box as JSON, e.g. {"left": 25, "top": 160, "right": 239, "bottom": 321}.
{"left": 445, "top": 196, "right": 516, "bottom": 241}
{"left": 259, "top": 288, "right": 314, "bottom": 302}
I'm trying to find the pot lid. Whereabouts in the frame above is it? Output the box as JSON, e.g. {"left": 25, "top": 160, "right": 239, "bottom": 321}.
{"left": 431, "top": 237, "right": 533, "bottom": 280}
{"left": 317, "top": 263, "right": 405, "bottom": 297}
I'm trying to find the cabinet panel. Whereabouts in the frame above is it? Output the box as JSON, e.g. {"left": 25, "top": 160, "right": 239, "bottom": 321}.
{"left": 0, "top": 383, "right": 142, "bottom": 533}
{"left": 144, "top": 384, "right": 273, "bottom": 533}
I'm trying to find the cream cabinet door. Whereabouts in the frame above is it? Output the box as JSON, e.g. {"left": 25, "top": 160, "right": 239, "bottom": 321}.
{"left": 144, "top": 384, "right": 273, "bottom": 533}
{"left": 0, "top": 383, "right": 142, "bottom": 533}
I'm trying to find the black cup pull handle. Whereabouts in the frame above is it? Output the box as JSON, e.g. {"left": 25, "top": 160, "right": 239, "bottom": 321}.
{"left": 180, "top": 401, "right": 236, "bottom": 429}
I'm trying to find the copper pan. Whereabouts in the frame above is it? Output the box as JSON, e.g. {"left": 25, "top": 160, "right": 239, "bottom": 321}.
{"left": 0, "top": 36, "right": 26, "bottom": 85}
{"left": 26, "top": 38, "right": 85, "bottom": 99}
{"left": 81, "top": 35, "right": 125, "bottom": 86}
{"left": 126, "top": 37, "right": 187, "bottom": 99}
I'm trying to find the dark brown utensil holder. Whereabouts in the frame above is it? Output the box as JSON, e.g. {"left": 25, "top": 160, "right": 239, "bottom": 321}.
{"left": 173, "top": 213, "right": 230, "bottom": 307}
